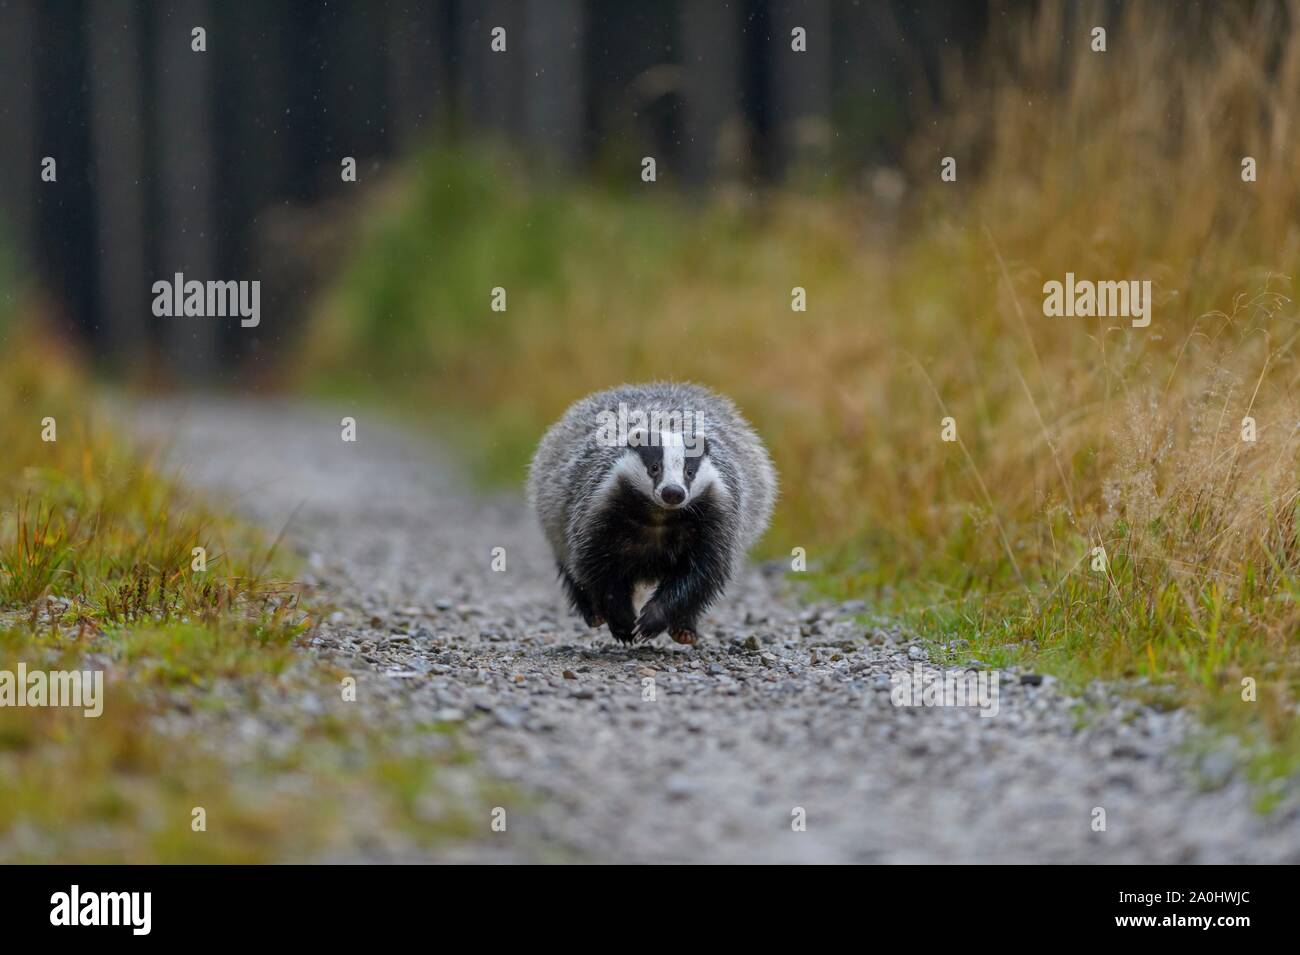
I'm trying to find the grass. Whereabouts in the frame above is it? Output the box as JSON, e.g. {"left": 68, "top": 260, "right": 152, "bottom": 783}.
{"left": 302, "top": 1, "right": 1300, "bottom": 790}
{"left": 0, "top": 326, "right": 484, "bottom": 861}
{"left": 0, "top": 326, "right": 290, "bottom": 629}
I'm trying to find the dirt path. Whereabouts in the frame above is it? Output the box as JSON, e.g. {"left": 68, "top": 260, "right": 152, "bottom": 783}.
{"left": 133, "top": 397, "right": 1299, "bottom": 863}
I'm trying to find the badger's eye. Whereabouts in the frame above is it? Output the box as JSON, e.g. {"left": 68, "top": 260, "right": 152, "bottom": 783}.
{"left": 685, "top": 467, "right": 696, "bottom": 480}
{"left": 648, "top": 464, "right": 660, "bottom": 476}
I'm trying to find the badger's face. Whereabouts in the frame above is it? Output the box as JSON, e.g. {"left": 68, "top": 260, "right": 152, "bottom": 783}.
{"left": 619, "top": 429, "right": 718, "bottom": 510}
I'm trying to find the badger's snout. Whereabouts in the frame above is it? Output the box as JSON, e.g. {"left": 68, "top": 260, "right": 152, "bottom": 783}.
{"left": 659, "top": 484, "right": 686, "bottom": 506}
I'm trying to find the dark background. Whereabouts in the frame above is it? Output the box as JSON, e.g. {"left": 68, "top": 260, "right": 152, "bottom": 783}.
{"left": 0, "top": 0, "right": 1014, "bottom": 378}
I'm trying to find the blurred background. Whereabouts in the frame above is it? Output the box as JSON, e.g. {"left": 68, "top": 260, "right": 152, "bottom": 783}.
{"left": 0, "top": 0, "right": 997, "bottom": 380}
{"left": 3, "top": 0, "right": 1300, "bottom": 793}
{"left": 2, "top": 1, "right": 1300, "bottom": 867}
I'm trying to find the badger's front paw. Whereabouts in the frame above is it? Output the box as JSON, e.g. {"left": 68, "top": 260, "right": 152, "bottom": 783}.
{"left": 633, "top": 600, "right": 670, "bottom": 641}
{"left": 604, "top": 588, "right": 636, "bottom": 643}
{"left": 573, "top": 587, "right": 605, "bottom": 628}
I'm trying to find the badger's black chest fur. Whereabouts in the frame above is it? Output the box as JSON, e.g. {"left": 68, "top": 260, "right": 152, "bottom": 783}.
{"left": 566, "top": 477, "right": 733, "bottom": 643}
{"left": 603, "top": 479, "right": 711, "bottom": 574}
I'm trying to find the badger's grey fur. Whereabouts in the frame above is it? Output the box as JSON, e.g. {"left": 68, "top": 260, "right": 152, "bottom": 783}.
{"left": 528, "top": 382, "right": 776, "bottom": 644}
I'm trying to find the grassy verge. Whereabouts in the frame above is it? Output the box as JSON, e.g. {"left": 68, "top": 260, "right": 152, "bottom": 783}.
{"left": 0, "top": 328, "right": 482, "bottom": 861}
{"left": 301, "top": 2, "right": 1300, "bottom": 796}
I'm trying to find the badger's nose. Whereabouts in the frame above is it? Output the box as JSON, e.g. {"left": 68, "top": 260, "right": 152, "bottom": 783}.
{"left": 660, "top": 484, "right": 686, "bottom": 506}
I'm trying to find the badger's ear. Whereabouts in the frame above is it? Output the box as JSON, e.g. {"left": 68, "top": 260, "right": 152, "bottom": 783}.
{"left": 625, "top": 427, "right": 650, "bottom": 448}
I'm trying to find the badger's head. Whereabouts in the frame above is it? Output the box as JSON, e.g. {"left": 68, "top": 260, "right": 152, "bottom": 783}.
{"left": 616, "top": 428, "right": 721, "bottom": 510}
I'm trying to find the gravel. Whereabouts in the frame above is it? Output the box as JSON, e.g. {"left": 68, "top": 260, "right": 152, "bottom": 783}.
{"left": 132, "top": 397, "right": 1300, "bottom": 863}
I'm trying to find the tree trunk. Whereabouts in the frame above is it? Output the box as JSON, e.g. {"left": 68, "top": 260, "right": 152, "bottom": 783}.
{"left": 156, "top": 0, "right": 218, "bottom": 379}
{"left": 0, "top": 0, "right": 37, "bottom": 271}
{"left": 457, "top": 0, "right": 517, "bottom": 142}
{"left": 387, "top": 0, "right": 447, "bottom": 151}
{"left": 521, "top": 0, "right": 585, "bottom": 170}
{"left": 769, "top": 0, "right": 833, "bottom": 183}
{"left": 682, "top": 0, "right": 743, "bottom": 185}
{"left": 89, "top": 0, "right": 149, "bottom": 365}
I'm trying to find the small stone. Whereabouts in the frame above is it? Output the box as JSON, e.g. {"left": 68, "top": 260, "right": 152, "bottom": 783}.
{"left": 562, "top": 669, "right": 578, "bottom": 680}
{"left": 664, "top": 775, "right": 695, "bottom": 800}
{"left": 495, "top": 707, "right": 525, "bottom": 729}
{"left": 1198, "top": 751, "right": 1236, "bottom": 790}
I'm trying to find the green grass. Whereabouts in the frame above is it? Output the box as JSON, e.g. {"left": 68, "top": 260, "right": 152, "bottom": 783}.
{"left": 301, "top": 1, "right": 1300, "bottom": 796}
{"left": 0, "top": 326, "right": 486, "bottom": 861}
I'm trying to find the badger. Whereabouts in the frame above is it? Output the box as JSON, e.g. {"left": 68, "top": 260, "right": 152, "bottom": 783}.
{"left": 528, "top": 382, "right": 776, "bottom": 644}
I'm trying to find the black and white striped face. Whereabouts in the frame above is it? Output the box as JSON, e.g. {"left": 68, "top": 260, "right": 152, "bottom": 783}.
{"left": 615, "top": 429, "right": 721, "bottom": 510}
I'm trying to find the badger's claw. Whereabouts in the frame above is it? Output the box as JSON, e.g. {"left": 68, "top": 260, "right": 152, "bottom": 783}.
{"left": 633, "top": 600, "right": 670, "bottom": 641}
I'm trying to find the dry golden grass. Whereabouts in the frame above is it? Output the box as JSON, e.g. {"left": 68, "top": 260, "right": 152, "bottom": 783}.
{"left": 308, "top": 2, "right": 1300, "bottom": 783}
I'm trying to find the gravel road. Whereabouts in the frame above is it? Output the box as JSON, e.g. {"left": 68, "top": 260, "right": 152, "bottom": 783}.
{"left": 134, "top": 398, "right": 1300, "bottom": 863}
